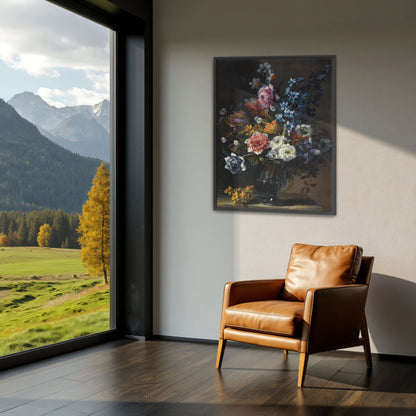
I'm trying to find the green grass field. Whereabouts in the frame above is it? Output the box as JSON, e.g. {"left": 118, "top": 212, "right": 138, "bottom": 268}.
{"left": 0, "top": 246, "right": 88, "bottom": 278}
{"left": 0, "top": 247, "right": 110, "bottom": 356}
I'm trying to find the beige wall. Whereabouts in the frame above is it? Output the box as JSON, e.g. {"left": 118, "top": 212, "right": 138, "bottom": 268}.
{"left": 153, "top": 0, "right": 416, "bottom": 356}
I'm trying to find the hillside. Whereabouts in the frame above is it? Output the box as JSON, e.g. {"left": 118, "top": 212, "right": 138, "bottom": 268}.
{"left": 0, "top": 99, "right": 102, "bottom": 213}
{"left": 8, "top": 92, "right": 110, "bottom": 161}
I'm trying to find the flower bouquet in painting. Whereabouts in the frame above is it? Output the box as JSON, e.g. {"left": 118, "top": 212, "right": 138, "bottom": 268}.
{"left": 214, "top": 56, "right": 335, "bottom": 214}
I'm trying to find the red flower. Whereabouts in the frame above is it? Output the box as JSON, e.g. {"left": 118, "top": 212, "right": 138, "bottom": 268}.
{"left": 245, "top": 98, "right": 265, "bottom": 117}
{"left": 291, "top": 131, "right": 309, "bottom": 145}
{"left": 248, "top": 132, "right": 269, "bottom": 155}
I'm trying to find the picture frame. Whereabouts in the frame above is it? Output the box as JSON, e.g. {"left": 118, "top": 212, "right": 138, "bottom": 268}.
{"left": 214, "top": 56, "right": 336, "bottom": 214}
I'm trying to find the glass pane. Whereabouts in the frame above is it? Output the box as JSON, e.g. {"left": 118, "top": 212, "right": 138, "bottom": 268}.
{"left": 0, "top": 0, "right": 111, "bottom": 356}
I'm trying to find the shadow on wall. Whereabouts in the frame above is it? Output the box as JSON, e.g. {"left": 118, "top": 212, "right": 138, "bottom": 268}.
{"left": 366, "top": 273, "right": 416, "bottom": 357}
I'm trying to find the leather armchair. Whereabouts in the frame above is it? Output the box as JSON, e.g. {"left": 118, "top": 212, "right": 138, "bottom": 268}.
{"left": 216, "top": 244, "right": 374, "bottom": 387}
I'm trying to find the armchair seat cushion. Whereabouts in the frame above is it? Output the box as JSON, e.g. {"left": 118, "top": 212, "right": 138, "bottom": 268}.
{"left": 224, "top": 300, "right": 304, "bottom": 337}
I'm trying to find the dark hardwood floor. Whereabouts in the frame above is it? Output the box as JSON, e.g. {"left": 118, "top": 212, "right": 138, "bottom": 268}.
{"left": 0, "top": 339, "right": 415, "bottom": 415}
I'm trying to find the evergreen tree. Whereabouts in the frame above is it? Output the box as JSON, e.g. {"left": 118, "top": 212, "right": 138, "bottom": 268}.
{"left": 17, "top": 217, "right": 28, "bottom": 246}
{"left": 62, "top": 237, "right": 70, "bottom": 248}
{"left": 69, "top": 214, "right": 80, "bottom": 249}
{"left": 78, "top": 162, "right": 110, "bottom": 283}
{"left": 27, "top": 216, "right": 41, "bottom": 246}
{"left": 7, "top": 219, "right": 17, "bottom": 235}
{"left": 51, "top": 209, "right": 70, "bottom": 248}
{"left": 0, "top": 212, "right": 9, "bottom": 234}
{"left": 0, "top": 210, "right": 80, "bottom": 248}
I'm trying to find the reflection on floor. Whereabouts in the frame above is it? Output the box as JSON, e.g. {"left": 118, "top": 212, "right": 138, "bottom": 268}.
{"left": 0, "top": 339, "right": 415, "bottom": 415}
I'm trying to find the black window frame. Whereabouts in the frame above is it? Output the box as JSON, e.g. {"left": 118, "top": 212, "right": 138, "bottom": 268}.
{"left": 0, "top": 0, "right": 153, "bottom": 370}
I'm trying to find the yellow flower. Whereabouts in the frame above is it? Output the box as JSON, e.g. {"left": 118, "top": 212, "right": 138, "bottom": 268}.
{"left": 225, "top": 185, "right": 255, "bottom": 206}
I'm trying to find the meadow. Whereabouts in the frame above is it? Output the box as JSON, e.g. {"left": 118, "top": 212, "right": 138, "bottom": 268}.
{"left": 0, "top": 247, "right": 110, "bottom": 356}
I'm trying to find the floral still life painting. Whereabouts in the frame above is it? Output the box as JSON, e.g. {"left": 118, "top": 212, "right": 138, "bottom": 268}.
{"left": 214, "top": 56, "right": 336, "bottom": 214}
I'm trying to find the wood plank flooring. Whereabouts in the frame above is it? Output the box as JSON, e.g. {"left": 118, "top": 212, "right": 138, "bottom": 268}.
{"left": 0, "top": 339, "right": 415, "bottom": 415}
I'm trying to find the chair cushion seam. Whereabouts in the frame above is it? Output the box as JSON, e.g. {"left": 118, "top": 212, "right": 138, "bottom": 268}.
{"left": 225, "top": 324, "right": 298, "bottom": 337}
{"left": 226, "top": 309, "right": 303, "bottom": 318}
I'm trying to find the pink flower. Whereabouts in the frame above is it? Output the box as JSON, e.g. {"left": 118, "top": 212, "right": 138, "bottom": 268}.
{"left": 258, "top": 84, "right": 279, "bottom": 109}
{"left": 247, "top": 132, "right": 270, "bottom": 155}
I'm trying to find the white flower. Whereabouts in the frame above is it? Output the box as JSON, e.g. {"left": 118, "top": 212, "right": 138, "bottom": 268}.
{"left": 255, "top": 116, "right": 262, "bottom": 124}
{"left": 278, "top": 144, "right": 297, "bottom": 161}
{"left": 221, "top": 137, "right": 227, "bottom": 143}
{"left": 219, "top": 107, "right": 227, "bottom": 116}
{"left": 310, "top": 149, "right": 321, "bottom": 155}
{"left": 270, "top": 105, "right": 276, "bottom": 112}
{"left": 233, "top": 140, "right": 239, "bottom": 146}
{"left": 295, "top": 124, "right": 312, "bottom": 137}
{"left": 267, "top": 149, "right": 279, "bottom": 160}
{"left": 269, "top": 136, "right": 287, "bottom": 151}
{"left": 224, "top": 153, "right": 246, "bottom": 174}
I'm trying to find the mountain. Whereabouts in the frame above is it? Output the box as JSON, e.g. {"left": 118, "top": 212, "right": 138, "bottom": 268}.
{"left": 51, "top": 113, "right": 110, "bottom": 161}
{"left": 93, "top": 99, "right": 110, "bottom": 132}
{"left": 0, "top": 99, "right": 102, "bottom": 213}
{"left": 8, "top": 92, "right": 110, "bottom": 161}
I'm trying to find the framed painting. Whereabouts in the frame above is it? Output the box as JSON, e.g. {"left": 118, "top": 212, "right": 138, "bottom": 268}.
{"left": 214, "top": 56, "right": 336, "bottom": 214}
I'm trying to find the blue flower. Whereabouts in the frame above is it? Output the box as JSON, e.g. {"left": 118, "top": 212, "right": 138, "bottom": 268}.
{"left": 224, "top": 153, "right": 246, "bottom": 175}
{"left": 288, "top": 77, "right": 296, "bottom": 87}
{"left": 249, "top": 77, "right": 260, "bottom": 89}
{"left": 318, "top": 138, "right": 332, "bottom": 152}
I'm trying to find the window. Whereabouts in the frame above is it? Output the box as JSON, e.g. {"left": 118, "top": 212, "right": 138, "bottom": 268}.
{"left": 0, "top": 0, "right": 113, "bottom": 356}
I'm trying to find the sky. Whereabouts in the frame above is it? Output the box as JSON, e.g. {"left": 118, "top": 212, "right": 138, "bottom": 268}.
{"left": 0, "top": 0, "right": 110, "bottom": 107}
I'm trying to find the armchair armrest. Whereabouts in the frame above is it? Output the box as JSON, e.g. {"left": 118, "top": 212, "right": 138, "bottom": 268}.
{"left": 219, "top": 279, "right": 285, "bottom": 338}
{"left": 301, "top": 284, "right": 368, "bottom": 353}
{"left": 223, "top": 279, "right": 286, "bottom": 308}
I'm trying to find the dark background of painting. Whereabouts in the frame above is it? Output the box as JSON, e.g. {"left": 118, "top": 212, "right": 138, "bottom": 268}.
{"left": 214, "top": 56, "right": 335, "bottom": 213}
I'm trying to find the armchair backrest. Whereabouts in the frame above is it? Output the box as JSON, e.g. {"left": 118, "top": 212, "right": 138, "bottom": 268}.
{"left": 282, "top": 244, "right": 364, "bottom": 301}
{"left": 355, "top": 256, "right": 374, "bottom": 286}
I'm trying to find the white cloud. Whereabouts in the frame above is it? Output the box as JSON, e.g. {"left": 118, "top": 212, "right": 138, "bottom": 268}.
{"left": 38, "top": 86, "right": 109, "bottom": 108}
{"left": 0, "top": 0, "right": 110, "bottom": 76}
{"left": 86, "top": 71, "right": 110, "bottom": 93}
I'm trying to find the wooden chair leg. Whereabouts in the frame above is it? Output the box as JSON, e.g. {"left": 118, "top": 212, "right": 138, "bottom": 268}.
{"left": 216, "top": 339, "right": 227, "bottom": 369}
{"left": 361, "top": 314, "right": 372, "bottom": 369}
{"left": 297, "top": 352, "right": 308, "bottom": 388}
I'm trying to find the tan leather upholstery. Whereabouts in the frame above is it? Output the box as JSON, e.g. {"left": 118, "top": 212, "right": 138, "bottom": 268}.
{"left": 219, "top": 279, "right": 285, "bottom": 338}
{"left": 224, "top": 300, "right": 304, "bottom": 337}
{"left": 225, "top": 279, "right": 285, "bottom": 307}
{"left": 223, "top": 328, "right": 302, "bottom": 351}
{"left": 216, "top": 244, "right": 374, "bottom": 388}
{"left": 302, "top": 284, "right": 368, "bottom": 353}
{"left": 282, "top": 244, "right": 363, "bottom": 301}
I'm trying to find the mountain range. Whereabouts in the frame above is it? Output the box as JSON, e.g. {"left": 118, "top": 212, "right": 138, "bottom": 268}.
{"left": 8, "top": 92, "right": 110, "bottom": 162}
{"left": 0, "top": 99, "right": 102, "bottom": 213}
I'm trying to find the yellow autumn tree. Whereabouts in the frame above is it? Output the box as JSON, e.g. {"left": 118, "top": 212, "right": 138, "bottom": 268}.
{"left": 37, "top": 224, "right": 52, "bottom": 247}
{"left": 0, "top": 233, "right": 10, "bottom": 247}
{"left": 78, "top": 161, "right": 110, "bottom": 284}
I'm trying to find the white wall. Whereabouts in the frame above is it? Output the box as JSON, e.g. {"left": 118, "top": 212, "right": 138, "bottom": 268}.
{"left": 153, "top": 0, "right": 416, "bottom": 356}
